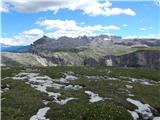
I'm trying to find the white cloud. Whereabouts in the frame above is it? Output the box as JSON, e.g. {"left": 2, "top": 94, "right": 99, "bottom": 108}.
{"left": 139, "top": 28, "right": 146, "bottom": 31}
{"left": 154, "top": 0, "right": 160, "bottom": 6}
{"left": 36, "top": 19, "right": 78, "bottom": 30}
{"left": 0, "top": 1, "right": 9, "bottom": 12}
{"left": 21, "top": 29, "right": 44, "bottom": 37}
{"left": 1, "top": 0, "right": 136, "bottom": 16}
{"left": 36, "top": 19, "right": 120, "bottom": 38}
{"left": 0, "top": 29, "right": 43, "bottom": 45}
{"left": 123, "top": 24, "right": 128, "bottom": 27}
{"left": 1, "top": 19, "right": 120, "bottom": 45}
{"left": 2, "top": 0, "right": 68, "bottom": 12}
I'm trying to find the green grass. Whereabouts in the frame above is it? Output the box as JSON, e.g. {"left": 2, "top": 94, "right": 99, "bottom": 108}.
{"left": 38, "top": 66, "right": 160, "bottom": 81}
{"left": 1, "top": 66, "right": 160, "bottom": 120}
{"left": 47, "top": 101, "right": 132, "bottom": 120}
{"left": 1, "top": 79, "right": 48, "bottom": 120}
{"left": 131, "top": 83, "right": 160, "bottom": 110}
{"left": 1, "top": 67, "right": 48, "bottom": 120}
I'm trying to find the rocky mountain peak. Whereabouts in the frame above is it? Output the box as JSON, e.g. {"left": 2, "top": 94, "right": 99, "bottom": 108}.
{"left": 33, "top": 35, "right": 54, "bottom": 45}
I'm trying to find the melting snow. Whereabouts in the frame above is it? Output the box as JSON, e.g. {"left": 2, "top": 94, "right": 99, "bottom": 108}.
{"left": 54, "top": 97, "right": 78, "bottom": 105}
{"left": 1, "top": 84, "right": 10, "bottom": 93}
{"left": 127, "top": 98, "right": 154, "bottom": 120}
{"left": 85, "top": 76, "right": 119, "bottom": 81}
{"left": 43, "top": 100, "right": 50, "bottom": 105}
{"left": 120, "top": 76, "right": 155, "bottom": 85}
{"left": 30, "top": 107, "right": 50, "bottom": 120}
{"left": 125, "top": 85, "right": 133, "bottom": 89}
{"left": 85, "top": 91, "right": 103, "bottom": 103}
{"left": 128, "top": 110, "right": 139, "bottom": 120}
{"left": 140, "top": 81, "right": 153, "bottom": 85}
{"left": 128, "top": 94, "right": 134, "bottom": 97}
{"left": 153, "top": 117, "right": 160, "bottom": 120}
{"left": 12, "top": 72, "right": 81, "bottom": 105}
{"left": 65, "top": 75, "right": 78, "bottom": 81}
{"left": 65, "top": 85, "right": 82, "bottom": 90}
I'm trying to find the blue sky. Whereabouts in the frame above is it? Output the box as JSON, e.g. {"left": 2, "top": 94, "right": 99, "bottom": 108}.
{"left": 0, "top": 0, "right": 160, "bottom": 45}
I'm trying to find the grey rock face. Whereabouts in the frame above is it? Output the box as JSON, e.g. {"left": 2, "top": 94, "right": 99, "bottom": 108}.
{"left": 114, "top": 38, "right": 160, "bottom": 47}
{"left": 103, "top": 50, "right": 160, "bottom": 69}
{"left": 84, "top": 58, "right": 99, "bottom": 67}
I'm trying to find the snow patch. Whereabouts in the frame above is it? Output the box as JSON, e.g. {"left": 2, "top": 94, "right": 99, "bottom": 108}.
{"left": 85, "top": 91, "right": 103, "bottom": 103}
{"left": 127, "top": 98, "right": 153, "bottom": 120}
{"left": 85, "top": 75, "right": 119, "bottom": 81}
{"left": 30, "top": 107, "right": 50, "bottom": 120}
{"left": 128, "top": 110, "right": 139, "bottom": 120}
{"left": 65, "top": 85, "right": 82, "bottom": 90}
{"left": 12, "top": 72, "right": 81, "bottom": 105}
{"left": 153, "top": 117, "right": 160, "bottom": 120}
{"left": 43, "top": 100, "right": 50, "bottom": 105}
{"left": 65, "top": 75, "right": 78, "bottom": 81}
{"left": 125, "top": 85, "right": 133, "bottom": 89}
{"left": 54, "top": 97, "right": 78, "bottom": 105}
{"left": 140, "top": 81, "right": 153, "bottom": 85}
{"left": 128, "top": 94, "right": 134, "bottom": 97}
{"left": 120, "top": 76, "right": 155, "bottom": 85}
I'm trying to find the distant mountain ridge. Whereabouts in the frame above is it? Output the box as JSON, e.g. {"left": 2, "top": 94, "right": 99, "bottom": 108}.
{"left": 1, "top": 35, "right": 160, "bottom": 53}
{"left": 1, "top": 35, "right": 160, "bottom": 68}
{"left": 1, "top": 43, "right": 31, "bottom": 52}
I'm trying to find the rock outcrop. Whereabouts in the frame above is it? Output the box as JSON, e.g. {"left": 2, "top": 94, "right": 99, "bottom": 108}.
{"left": 102, "top": 50, "right": 160, "bottom": 69}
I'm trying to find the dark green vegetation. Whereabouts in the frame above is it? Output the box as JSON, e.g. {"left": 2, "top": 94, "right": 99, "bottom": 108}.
{"left": 1, "top": 66, "right": 160, "bottom": 120}
{"left": 1, "top": 67, "right": 48, "bottom": 120}
{"left": 39, "top": 66, "right": 160, "bottom": 81}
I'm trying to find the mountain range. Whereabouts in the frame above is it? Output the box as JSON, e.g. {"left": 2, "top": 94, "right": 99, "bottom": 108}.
{"left": 1, "top": 35, "right": 160, "bottom": 68}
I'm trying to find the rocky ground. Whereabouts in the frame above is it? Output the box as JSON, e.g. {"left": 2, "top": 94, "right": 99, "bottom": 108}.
{"left": 1, "top": 66, "right": 160, "bottom": 120}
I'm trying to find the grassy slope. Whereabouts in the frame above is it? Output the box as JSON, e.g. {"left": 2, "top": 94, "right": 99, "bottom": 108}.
{"left": 1, "top": 66, "right": 160, "bottom": 120}
{"left": 1, "top": 67, "right": 48, "bottom": 120}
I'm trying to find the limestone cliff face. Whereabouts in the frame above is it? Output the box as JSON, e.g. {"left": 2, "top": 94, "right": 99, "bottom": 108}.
{"left": 1, "top": 50, "right": 160, "bottom": 69}
{"left": 103, "top": 50, "right": 160, "bottom": 69}
{"left": 28, "top": 35, "right": 160, "bottom": 68}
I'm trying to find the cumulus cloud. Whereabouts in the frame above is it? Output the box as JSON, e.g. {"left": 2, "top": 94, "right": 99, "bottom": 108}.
{"left": 36, "top": 19, "right": 120, "bottom": 38}
{"left": 1, "top": 29, "right": 44, "bottom": 45}
{"left": 1, "top": 0, "right": 67, "bottom": 12}
{"left": 154, "top": 0, "right": 160, "bottom": 6}
{"left": 0, "top": 1, "right": 9, "bottom": 12}
{"left": 1, "top": 19, "right": 120, "bottom": 45}
{"left": 1, "top": 0, "right": 136, "bottom": 16}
